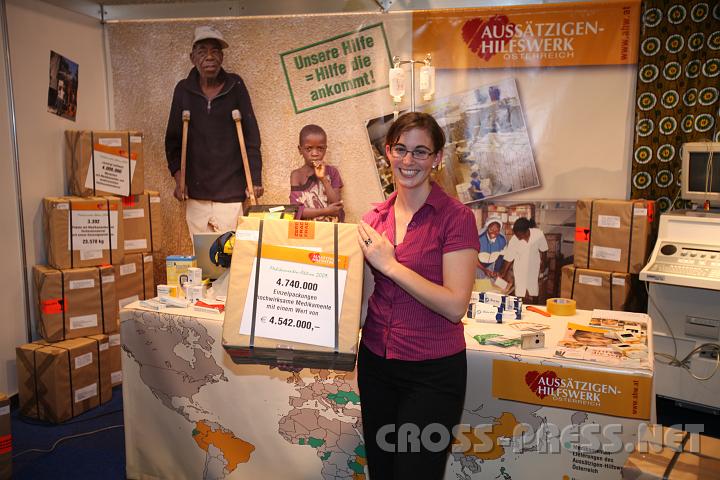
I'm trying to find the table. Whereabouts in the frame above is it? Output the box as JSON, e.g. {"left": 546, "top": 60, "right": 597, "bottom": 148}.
{"left": 120, "top": 303, "right": 654, "bottom": 479}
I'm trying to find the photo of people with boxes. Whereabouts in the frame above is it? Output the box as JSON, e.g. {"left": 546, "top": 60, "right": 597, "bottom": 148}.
{"left": 470, "top": 201, "right": 576, "bottom": 304}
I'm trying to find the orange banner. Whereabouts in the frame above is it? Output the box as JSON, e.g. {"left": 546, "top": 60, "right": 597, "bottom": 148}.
{"left": 412, "top": 0, "right": 640, "bottom": 69}
{"left": 262, "top": 244, "right": 348, "bottom": 270}
{"left": 492, "top": 359, "right": 652, "bottom": 419}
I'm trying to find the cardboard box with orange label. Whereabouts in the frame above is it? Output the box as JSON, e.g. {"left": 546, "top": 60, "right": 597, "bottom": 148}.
{"left": 33, "top": 265, "right": 117, "bottom": 341}
{"left": 574, "top": 199, "right": 655, "bottom": 274}
{"left": 43, "top": 196, "right": 124, "bottom": 270}
{"left": 65, "top": 130, "right": 144, "bottom": 197}
{"left": 223, "top": 217, "right": 364, "bottom": 371}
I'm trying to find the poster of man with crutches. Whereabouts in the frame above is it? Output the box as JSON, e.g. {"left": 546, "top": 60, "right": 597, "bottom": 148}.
{"left": 165, "top": 25, "right": 263, "bottom": 237}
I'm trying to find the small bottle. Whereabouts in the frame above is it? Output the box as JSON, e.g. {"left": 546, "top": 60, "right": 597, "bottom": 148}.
{"left": 419, "top": 65, "right": 435, "bottom": 101}
{"left": 388, "top": 67, "right": 405, "bottom": 103}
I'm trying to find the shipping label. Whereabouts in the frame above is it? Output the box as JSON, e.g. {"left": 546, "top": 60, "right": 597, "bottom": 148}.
{"left": 70, "top": 314, "right": 98, "bottom": 330}
{"left": 124, "top": 239, "right": 147, "bottom": 251}
{"left": 75, "top": 352, "right": 93, "bottom": 369}
{"left": 68, "top": 209, "right": 118, "bottom": 252}
{"left": 597, "top": 215, "right": 621, "bottom": 228}
{"left": 120, "top": 263, "right": 136, "bottom": 276}
{"left": 74, "top": 383, "right": 98, "bottom": 403}
{"left": 240, "top": 244, "right": 348, "bottom": 348}
{"left": 69, "top": 279, "right": 95, "bottom": 290}
{"left": 123, "top": 208, "right": 145, "bottom": 219}
{"left": 578, "top": 275, "right": 602, "bottom": 287}
{"left": 80, "top": 249, "right": 103, "bottom": 260}
{"left": 592, "top": 245, "right": 622, "bottom": 262}
{"left": 84, "top": 144, "right": 138, "bottom": 196}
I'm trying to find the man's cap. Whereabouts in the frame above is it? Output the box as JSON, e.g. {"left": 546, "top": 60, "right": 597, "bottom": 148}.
{"left": 192, "top": 26, "right": 229, "bottom": 49}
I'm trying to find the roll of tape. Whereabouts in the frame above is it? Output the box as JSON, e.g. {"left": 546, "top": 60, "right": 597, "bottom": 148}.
{"left": 546, "top": 298, "right": 577, "bottom": 316}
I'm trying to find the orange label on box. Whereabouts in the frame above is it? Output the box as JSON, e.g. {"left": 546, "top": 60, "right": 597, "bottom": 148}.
{"left": 262, "top": 244, "right": 348, "bottom": 270}
{"left": 41, "top": 298, "right": 64, "bottom": 314}
{"left": 492, "top": 359, "right": 652, "bottom": 419}
{"left": 288, "top": 221, "right": 315, "bottom": 240}
{"left": 575, "top": 227, "right": 591, "bottom": 242}
{"left": 0, "top": 434, "right": 11, "bottom": 454}
{"left": 412, "top": 0, "right": 640, "bottom": 69}
{"left": 93, "top": 143, "right": 137, "bottom": 160}
{"left": 71, "top": 201, "right": 106, "bottom": 211}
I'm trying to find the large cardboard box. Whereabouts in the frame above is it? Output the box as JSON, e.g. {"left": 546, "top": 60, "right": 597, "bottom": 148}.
{"left": 33, "top": 265, "right": 116, "bottom": 341}
{"left": 116, "top": 253, "right": 155, "bottom": 309}
{"left": 65, "top": 130, "right": 144, "bottom": 197}
{"left": 121, "top": 191, "right": 162, "bottom": 254}
{"left": 622, "top": 426, "right": 720, "bottom": 479}
{"left": 86, "top": 334, "right": 112, "bottom": 404}
{"left": 0, "top": 393, "right": 9, "bottom": 479}
{"left": 43, "top": 196, "right": 124, "bottom": 270}
{"left": 560, "top": 264, "right": 632, "bottom": 311}
{"left": 16, "top": 338, "right": 102, "bottom": 423}
{"left": 223, "top": 217, "right": 364, "bottom": 371}
{"left": 574, "top": 199, "right": 655, "bottom": 274}
{"left": 108, "top": 333, "right": 122, "bottom": 387}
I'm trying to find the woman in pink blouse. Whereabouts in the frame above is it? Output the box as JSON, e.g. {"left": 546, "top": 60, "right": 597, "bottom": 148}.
{"left": 357, "top": 112, "right": 479, "bottom": 479}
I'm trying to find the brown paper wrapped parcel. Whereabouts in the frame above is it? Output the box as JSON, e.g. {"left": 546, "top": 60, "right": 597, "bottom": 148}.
{"left": 223, "top": 217, "right": 364, "bottom": 371}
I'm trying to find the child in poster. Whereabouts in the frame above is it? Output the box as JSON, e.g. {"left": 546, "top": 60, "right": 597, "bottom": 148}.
{"left": 289, "top": 124, "right": 344, "bottom": 222}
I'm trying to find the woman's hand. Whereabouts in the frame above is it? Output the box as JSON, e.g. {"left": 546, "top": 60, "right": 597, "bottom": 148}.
{"left": 357, "top": 221, "right": 397, "bottom": 276}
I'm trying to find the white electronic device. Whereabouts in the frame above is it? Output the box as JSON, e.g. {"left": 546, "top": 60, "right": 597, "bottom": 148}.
{"left": 642, "top": 210, "right": 720, "bottom": 411}
{"left": 640, "top": 210, "right": 720, "bottom": 290}
{"left": 681, "top": 142, "right": 720, "bottom": 206}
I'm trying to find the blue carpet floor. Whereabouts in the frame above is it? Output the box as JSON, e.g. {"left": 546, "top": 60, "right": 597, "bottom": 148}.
{"left": 11, "top": 386, "right": 125, "bottom": 479}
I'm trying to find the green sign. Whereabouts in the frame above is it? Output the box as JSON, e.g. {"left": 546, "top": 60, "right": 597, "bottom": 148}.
{"left": 281, "top": 23, "right": 393, "bottom": 114}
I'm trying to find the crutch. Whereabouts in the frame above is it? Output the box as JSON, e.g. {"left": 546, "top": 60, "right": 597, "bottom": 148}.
{"left": 179, "top": 110, "right": 190, "bottom": 200}
{"left": 231, "top": 109, "right": 257, "bottom": 206}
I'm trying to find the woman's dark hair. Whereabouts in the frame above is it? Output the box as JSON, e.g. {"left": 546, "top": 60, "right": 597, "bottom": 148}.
{"left": 385, "top": 112, "right": 446, "bottom": 153}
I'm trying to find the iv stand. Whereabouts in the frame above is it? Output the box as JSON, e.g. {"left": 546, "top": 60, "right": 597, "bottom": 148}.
{"left": 391, "top": 53, "right": 433, "bottom": 113}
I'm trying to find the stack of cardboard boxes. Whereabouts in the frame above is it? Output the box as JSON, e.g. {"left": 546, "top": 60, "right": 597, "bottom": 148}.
{"left": 17, "top": 130, "right": 160, "bottom": 423}
{"left": 560, "top": 199, "right": 655, "bottom": 311}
